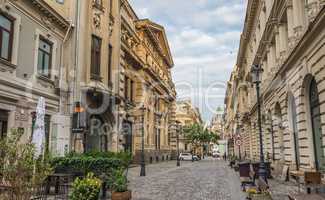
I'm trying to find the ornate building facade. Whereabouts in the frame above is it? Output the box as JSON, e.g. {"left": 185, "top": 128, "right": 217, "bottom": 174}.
{"left": 0, "top": 0, "right": 177, "bottom": 160}
{"left": 175, "top": 100, "right": 203, "bottom": 152}
{"left": 225, "top": 0, "right": 325, "bottom": 173}
{"left": 119, "top": 1, "right": 176, "bottom": 163}
{"left": 0, "top": 0, "right": 72, "bottom": 156}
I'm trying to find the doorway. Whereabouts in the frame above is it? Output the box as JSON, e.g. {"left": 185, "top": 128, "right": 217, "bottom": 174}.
{"left": 309, "top": 78, "right": 324, "bottom": 170}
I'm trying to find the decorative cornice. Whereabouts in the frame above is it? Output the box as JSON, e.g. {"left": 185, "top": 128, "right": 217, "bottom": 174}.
{"left": 30, "top": 0, "right": 69, "bottom": 30}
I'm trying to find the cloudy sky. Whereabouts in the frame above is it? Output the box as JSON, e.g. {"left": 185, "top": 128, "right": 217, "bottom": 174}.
{"left": 130, "top": 0, "right": 247, "bottom": 122}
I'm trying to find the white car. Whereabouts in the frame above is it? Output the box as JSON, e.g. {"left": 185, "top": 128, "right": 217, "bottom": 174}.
{"left": 212, "top": 151, "right": 220, "bottom": 158}
{"left": 179, "top": 153, "right": 196, "bottom": 161}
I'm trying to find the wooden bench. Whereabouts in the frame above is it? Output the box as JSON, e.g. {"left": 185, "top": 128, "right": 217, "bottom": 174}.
{"left": 288, "top": 171, "right": 325, "bottom": 200}
{"left": 288, "top": 194, "right": 325, "bottom": 200}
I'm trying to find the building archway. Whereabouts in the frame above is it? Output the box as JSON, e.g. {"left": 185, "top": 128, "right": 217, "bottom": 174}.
{"left": 274, "top": 102, "right": 284, "bottom": 162}
{"left": 288, "top": 92, "right": 300, "bottom": 170}
{"left": 304, "top": 75, "right": 324, "bottom": 170}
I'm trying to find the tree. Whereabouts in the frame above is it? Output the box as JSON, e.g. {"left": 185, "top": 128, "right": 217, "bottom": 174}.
{"left": 183, "top": 124, "right": 220, "bottom": 157}
{"left": 0, "top": 129, "right": 52, "bottom": 200}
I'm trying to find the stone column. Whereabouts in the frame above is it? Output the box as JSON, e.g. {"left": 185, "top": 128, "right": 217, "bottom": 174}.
{"left": 292, "top": 0, "right": 305, "bottom": 28}
{"left": 274, "top": 25, "right": 280, "bottom": 61}
{"left": 278, "top": 23, "right": 289, "bottom": 64}
{"left": 286, "top": 0, "right": 295, "bottom": 49}
{"left": 266, "top": 45, "right": 272, "bottom": 74}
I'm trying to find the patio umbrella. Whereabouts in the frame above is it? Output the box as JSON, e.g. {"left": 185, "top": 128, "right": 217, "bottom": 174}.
{"left": 31, "top": 97, "right": 46, "bottom": 159}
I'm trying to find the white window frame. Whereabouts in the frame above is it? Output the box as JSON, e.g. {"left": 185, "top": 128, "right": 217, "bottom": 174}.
{"left": 0, "top": 8, "right": 21, "bottom": 66}
{"left": 33, "top": 29, "right": 57, "bottom": 81}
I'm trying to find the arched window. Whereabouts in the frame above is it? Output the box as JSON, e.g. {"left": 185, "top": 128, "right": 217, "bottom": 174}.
{"left": 309, "top": 78, "right": 324, "bottom": 170}
{"left": 288, "top": 93, "right": 300, "bottom": 169}
{"left": 275, "top": 103, "right": 284, "bottom": 162}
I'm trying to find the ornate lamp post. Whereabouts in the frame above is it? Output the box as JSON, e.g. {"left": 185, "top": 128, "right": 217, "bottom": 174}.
{"left": 140, "top": 105, "right": 146, "bottom": 177}
{"left": 251, "top": 64, "right": 267, "bottom": 182}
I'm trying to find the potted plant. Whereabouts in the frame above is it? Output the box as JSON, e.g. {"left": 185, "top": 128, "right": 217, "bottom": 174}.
{"left": 110, "top": 169, "right": 131, "bottom": 200}
{"left": 70, "top": 173, "right": 102, "bottom": 200}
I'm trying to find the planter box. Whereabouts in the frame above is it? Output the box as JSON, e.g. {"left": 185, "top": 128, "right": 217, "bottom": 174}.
{"left": 112, "top": 190, "right": 132, "bottom": 200}
{"left": 248, "top": 193, "right": 273, "bottom": 200}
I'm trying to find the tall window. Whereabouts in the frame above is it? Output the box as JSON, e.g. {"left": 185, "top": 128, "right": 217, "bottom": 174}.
{"left": 124, "top": 76, "right": 129, "bottom": 100}
{"left": 130, "top": 80, "right": 134, "bottom": 102}
{"left": 0, "top": 13, "right": 14, "bottom": 61}
{"left": 309, "top": 78, "right": 324, "bottom": 170}
{"left": 124, "top": 76, "right": 134, "bottom": 102}
{"left": 108, "top": 45, "right": 113, "bottom": 84}
{"left": 91, "top": 35, "right": 102, "bottom": 80}
{"left": 289, "top": 93, "right": 300, "bottom": 170}
{"left": 37, "top": 37, "right": 53, "bottom": 78}
{"left": 109, "top": 0, "right": 113, "bottom": 15}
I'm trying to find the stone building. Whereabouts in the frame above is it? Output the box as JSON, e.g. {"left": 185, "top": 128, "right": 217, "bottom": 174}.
{"left": 209, "top": 107, "right": 225, "bottom": 137}
{"left": 0, "top": 0, "right": 72, "bottom": 156}
{"left": 175, "top": 100, "right": 203, "bottom": 152}
{"left": 225, "top": 0, "right": 325, "bottom": 173}
{"left": 0, "top": 0, "right": 177, "bottom": 159}
{"left": 69, "top": 0, "right": 121, "bottom": 153}
{"left": 119, "top": 1, "right": 176, "bottom": 163}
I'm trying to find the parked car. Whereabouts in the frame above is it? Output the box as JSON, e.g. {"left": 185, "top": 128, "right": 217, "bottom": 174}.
{"left": 192, "top": 155, "right": 200, "bottom": 161}
{"left": 179, "top": 153, "right": 198, "bottom": 161}
{"left": 212, "top": 150, "right": 221, "bottom": 158}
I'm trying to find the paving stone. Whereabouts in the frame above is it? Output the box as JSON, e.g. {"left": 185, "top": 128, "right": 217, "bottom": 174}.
{"left": 127, "top": 158, "right": 246, "bottom": 200}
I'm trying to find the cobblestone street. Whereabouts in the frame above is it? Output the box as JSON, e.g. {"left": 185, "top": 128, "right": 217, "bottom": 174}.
{"left": 128, "top": 158, "right": 246, "bottom": 200}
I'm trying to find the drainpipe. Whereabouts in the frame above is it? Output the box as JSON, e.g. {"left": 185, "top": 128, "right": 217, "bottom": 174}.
{"left": 70, "top": 0, "right": 81, "bottom": 152}
{"left": 59, "top": 21, "right": 73, "bottom": 114}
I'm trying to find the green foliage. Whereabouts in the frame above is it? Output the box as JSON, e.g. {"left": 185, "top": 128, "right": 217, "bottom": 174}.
{"left": 0, "top": 129, "right": 53, "bottom": 200}
{"left": 183, "top": 123, "right": 220, "bottom": 147}
{"left": 108, "top": 169, "right": 128, "bottom": 192}
{"left": 51, "top": 151, "right": 132, "bottom": 178}
{"left": 69, "top": 173, "right": 102, "bottom": 200}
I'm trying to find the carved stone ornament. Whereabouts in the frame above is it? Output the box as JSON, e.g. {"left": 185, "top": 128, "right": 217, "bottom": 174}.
{"left": 307, "top": 2, "right": 319, "bottom": 22}
{"left": 41, "top": 17, "right": 54, "bottom": 30}
{"left": 93, "top": 12, "right": 101, "bottom": 28}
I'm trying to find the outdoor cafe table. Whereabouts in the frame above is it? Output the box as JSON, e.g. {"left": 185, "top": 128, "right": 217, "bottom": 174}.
{"left": 46, "top": 173, "right": 73, "bottom": 194}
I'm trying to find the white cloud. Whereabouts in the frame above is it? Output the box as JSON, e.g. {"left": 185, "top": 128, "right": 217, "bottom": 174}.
{"left": 130, "top": 0, "right": 246, "bottom": 121}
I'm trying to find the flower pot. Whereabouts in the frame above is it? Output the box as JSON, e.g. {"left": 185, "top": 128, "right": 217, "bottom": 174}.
{"left": 112, "top": 190, "right": 132, "bottom": 200}
{"left": 248, "top": 193, "right": 273, "bottom": 200}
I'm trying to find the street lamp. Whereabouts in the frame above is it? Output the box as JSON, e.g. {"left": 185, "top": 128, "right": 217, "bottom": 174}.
{"left": 140, "top": 105, "right": 146, "bottom": 176}
{"left": 251, "top": 64, "right": 267, "bottom": 183}
{"left": 176, "top": 121, "right": 181, "bottom": 167}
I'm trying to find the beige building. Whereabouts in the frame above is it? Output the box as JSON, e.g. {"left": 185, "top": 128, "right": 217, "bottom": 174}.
{"left": 225, "top": 0, "right": 325, "bottom": 173}
{"left": 175, "top": 100, "right": 203, "bottom": 152}
{"left": 209, "top": 107, "right": 225, "bottom": 137}
{"left": 0, "top": 0, "right": 177, "bottom": 160}
{"left": 119, "top": 1, "right": 176, "bottom": 163}
{"left": 0, "top": 0, "right": 72, "bottom": 156}
{"left": 69, "top": 0, "right": 122, "bottom": 153}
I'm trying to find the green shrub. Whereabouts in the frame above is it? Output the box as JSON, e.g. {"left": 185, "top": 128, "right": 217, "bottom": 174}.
{"left": 69, "top": 173, "right": 102, "bottom": 200}
{"left": 51, "top": 151, "right": 132, "bottom": 178}
{"left": 108, "top": 169, "right": 128, "bottom": 192}
{"left": 0, "top": 129, "right": 53, "bottom": 200}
